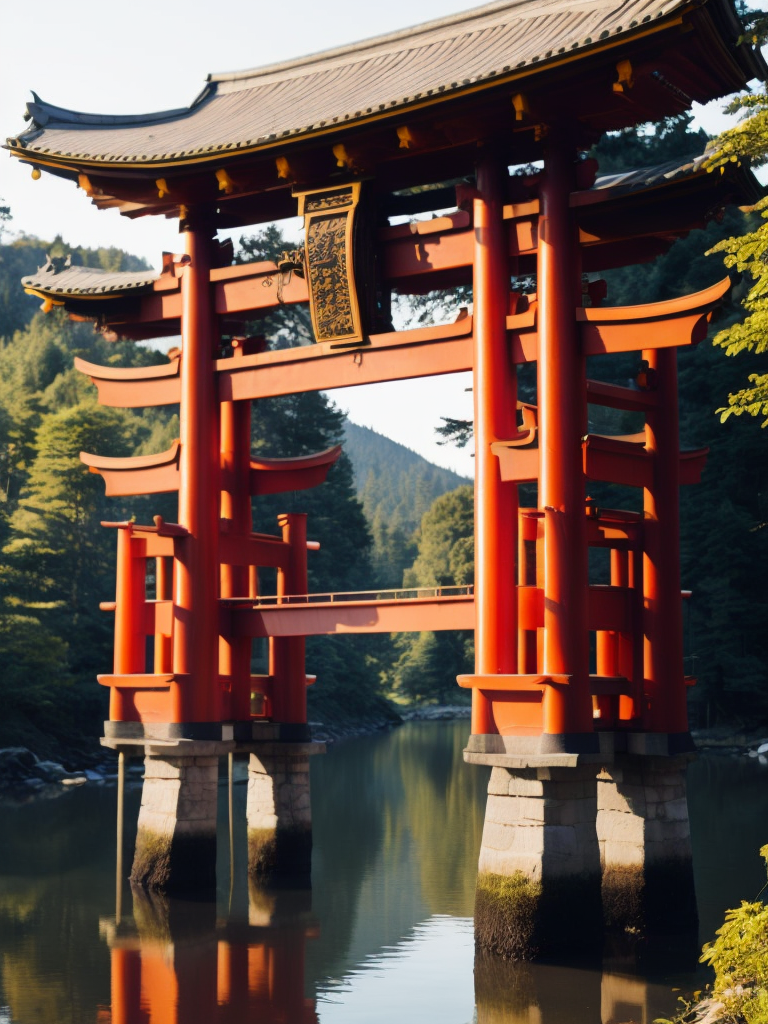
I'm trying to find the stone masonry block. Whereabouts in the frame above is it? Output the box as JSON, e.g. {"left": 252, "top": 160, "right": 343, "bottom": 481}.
{"left": 480, "top": 821, "right": 547, "bottom": 856}
{"left": 657, "top": 798, "right": 691, "bottom": 822}
{"left": 602, "top": 840, "right": 646, "bottom": 869}
{"left": 136, "top": 810, "right": 176, "bottom": 836}
{"left": 487, "top": 769, "right": 513, "bottom": 796}
{"left": 142, "top": 780, "right": 181, "bottom": 816}
{"left": 645, "top": 819, "right": 691, "bottom": 843}
{"left": 485, "top": 795, "right": 523, "bottom": 826}
{"left": 597, "top": 808, "right": 646, "bottom": 845}
{"left": 541, "top": 824, "right": 578, "bottom": 858}
{"left": 143, "top": 757, "right": 184, "bottom": 780}
{"left": 478, "top": 846, "right": 544, "bottom": 879}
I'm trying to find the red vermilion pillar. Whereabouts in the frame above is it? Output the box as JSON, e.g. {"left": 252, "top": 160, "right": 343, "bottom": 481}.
{"left": 171, "top": 211, "right": 220, "bottom": 723}
{"left": 537, "top": 135, "right": 594, "bottom": 743}
{"left": 270, "top": 513, "right": 308, "bottom": 725}
{"left": 113, "top": 526, "right": 145, "bottom": 722}
{"left": 643, "top": 347, "right": 687, "bottom": 735}
{"left": 472, "top": 151, "right": 518, "bottom": 735}
{"left": 154, "top": 555, "right": 172, "bottom": 674}
{"left": 220, "top": 398, "right": 253, "bottom": 721}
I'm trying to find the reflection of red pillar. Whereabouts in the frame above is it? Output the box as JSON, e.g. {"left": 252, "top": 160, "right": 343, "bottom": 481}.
{"left": 643, "top": 347, "right": 686, "bottom": 734}
{"left": 538, "top": 136, "right": 592, "bottom": 737}
{"left": 472, "top": 151, "right": 517, "bottom": 735}
{"left": 110, "top": 947, "right": 142, "bottom": 1024}
{"left": 113, "top": 527, "right": 145, "bottom": 722}
{"left": 172, "top": 213, "right": 219, "bottom": 723}
{"left": 220, "top": 399, "right": 253, "bottom": 720}
{"left": 270, "top": 513, "right": 308, "bottom": 724}
{"left": 218, "top": 940, "right": 250, "bottom": 1018}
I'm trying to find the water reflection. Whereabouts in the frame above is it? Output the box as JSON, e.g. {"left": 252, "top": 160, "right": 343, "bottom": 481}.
{"left": 0, "top": 725, "right": 767, "bottom": 1024}
{"left": 473, "top": 949, "right": 685, "bottom": 1024}
{"left": 102, "top": 885, "right": 317, "bottom": 1024}
{"left": 98, "top": 890, "right": 696, "bottom": 1024}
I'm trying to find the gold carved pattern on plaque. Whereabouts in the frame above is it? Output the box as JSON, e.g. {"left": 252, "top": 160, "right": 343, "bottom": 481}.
{"left": 296, "top": 182, "right": 364, "bottom": 345}
{"left": 306, "top": 215, "right": 355, "bottom": 340}
{"left": 304, "top": 189, "right": 354, "bottom": 213}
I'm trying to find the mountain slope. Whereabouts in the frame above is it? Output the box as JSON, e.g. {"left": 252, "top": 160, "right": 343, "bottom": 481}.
{"left": 342, "top": 421, "right": 470, "bottom": 587}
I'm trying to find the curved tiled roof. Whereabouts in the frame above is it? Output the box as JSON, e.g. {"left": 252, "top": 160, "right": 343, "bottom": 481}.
{"left": 22, "top": 256, "right": 158, "bottom": 297}
{"left": 7, "top": 0, "right": 762, "bottom": 169}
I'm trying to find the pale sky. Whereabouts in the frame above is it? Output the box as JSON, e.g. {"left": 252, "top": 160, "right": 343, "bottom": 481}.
{"left": 1, "top": 0, "right": 765, "bottom": 478}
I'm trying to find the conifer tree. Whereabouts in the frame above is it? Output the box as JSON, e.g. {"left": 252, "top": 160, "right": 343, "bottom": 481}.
{"left": 393, "top": 485, "right": 474, "bottom": 704}
{"left": 704, "top": 9, "right": 768, "bottom": 423}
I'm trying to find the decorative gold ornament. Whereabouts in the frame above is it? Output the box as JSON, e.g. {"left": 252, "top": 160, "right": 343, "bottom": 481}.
{"left": 295, "top": 182, "right": 364, "bottom": 345}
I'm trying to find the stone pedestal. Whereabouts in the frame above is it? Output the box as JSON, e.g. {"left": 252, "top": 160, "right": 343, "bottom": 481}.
{"left": 597, "top": 754, "right": 697, "bottom": 938}
{"left": 131, "top": 754, "right": 219, "bottom": 892}
{"left": 474, "top": 766, "right": 602, "bottom": 960}
{"left": 246, "top": 748, "right": 314, "bottom": 881}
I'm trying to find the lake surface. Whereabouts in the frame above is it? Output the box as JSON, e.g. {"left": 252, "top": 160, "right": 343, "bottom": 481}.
{"left": 1, "top": 720, "right": 767, "bottom": 1023}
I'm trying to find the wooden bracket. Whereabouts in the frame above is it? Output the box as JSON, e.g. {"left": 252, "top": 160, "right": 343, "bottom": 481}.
{"left": 613, "top": 60, "right": 634, "bottom": 94}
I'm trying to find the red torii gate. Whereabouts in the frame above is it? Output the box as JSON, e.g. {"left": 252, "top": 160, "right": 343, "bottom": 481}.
{"left": 27, "top": 246, "right": 727, "bottom": 748}
{"left": 8, "top": 0, "right": 765, "bottom": 955}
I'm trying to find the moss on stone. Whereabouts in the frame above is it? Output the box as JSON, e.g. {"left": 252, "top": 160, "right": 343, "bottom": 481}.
{"left": 475, "top": 871, "right": 543, "bottom": 961}
{"left": 247, "top": 825, "right": 312, "bottom": 881}
{"left": 131, "top": 829, "right": 174, "bottom": 891}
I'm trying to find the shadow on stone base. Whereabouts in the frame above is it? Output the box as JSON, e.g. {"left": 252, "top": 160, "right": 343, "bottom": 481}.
{"left": 131, "top": 828, "right": 217, "bottom": 893}
{"left": 247, "top": 826, "right": 312, "bottom": 883}
{"left": 602, "top": 860, "right": 698, "bottom": 937}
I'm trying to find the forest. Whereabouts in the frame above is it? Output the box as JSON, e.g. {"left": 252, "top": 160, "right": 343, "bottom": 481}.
{"left": 0, "top": 113, "right": 765, "bottom": 761}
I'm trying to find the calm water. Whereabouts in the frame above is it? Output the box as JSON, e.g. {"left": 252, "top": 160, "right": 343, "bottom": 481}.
{"left": 0, "top": 721, "right": 767, "bottom": 1023}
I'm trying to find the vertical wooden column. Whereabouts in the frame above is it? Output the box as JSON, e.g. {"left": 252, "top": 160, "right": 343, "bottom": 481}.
{"left": 613, "top": 549, "right": 636, "bottom": 722}
{"left": 271, "top": 513, "right": 308, "bottom": 724}
{"left": 113, "top": 526, "right": 145, "bottom": 721}
{"left": 154, "top": 556, "right": 172, "bottom": 674}
{"left": 537, "top": 135, "right": 593, "bottom": 740}
{"left": 220, "top": 399, "right": 253, "bottom": 720}
{"left": 472, "top": 150, "right": 518, "bottom": 735}
{"left": 172, "top": 210, "right": 219, "bottom": 723}
{"left": 643, "top": 347, "right": 687, "bottom": 734}
{"left": 518, "top": 517, "right": 537, "bottom": 674}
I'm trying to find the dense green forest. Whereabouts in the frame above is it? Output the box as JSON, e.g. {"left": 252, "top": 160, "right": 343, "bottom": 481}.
{"left": 343, "top": 421, "right": 468, "bottom": 587}
{"left": 0, "top": 111, "right": 766, "bottom": 760}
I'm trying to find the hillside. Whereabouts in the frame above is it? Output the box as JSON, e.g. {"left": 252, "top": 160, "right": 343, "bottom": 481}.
{"left": 342, "top": 421, "right": 470, "bottom": 587}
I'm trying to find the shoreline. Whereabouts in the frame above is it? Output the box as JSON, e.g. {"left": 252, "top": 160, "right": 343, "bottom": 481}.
{"left": 1, "top": 714, "right": 765, "bottom": 805}
{"left": 0, "top": 705, "right": 472, "bottom": 804}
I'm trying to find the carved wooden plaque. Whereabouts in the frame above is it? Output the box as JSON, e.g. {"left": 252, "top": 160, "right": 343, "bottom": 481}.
{"left": 296, "top": 182, "right": 364, "bottom": 346}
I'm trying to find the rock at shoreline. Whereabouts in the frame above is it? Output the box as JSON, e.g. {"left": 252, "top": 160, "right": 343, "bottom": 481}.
{"left": 400, "top": 705, "right": 471, "bottom": 722}
{"left": 0, "top": 746, "right": 90, "bottom": 802}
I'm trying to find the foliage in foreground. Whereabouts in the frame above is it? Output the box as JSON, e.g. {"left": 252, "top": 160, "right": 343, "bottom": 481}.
{"left": 704, "top": 9, "right": 768, "bottom": 425}
{"left": 659, "top": 845, "right": 768, "bottom": 1024}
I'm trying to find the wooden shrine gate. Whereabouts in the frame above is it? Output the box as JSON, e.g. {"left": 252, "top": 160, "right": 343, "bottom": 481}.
{"left": 8, "top": 0, "right": 765, "bottom": 956}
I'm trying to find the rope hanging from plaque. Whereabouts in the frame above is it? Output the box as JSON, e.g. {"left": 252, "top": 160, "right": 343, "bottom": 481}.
{"left": 295, "top": 182, "right": 368, "bottom": 347}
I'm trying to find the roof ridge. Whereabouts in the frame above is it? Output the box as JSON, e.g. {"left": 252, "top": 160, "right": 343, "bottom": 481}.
{"left": 21, "top": 86, "right": 215, "bottom": 133}
{"left": 207, "top": 0, "right": 596, "bottom": 85}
